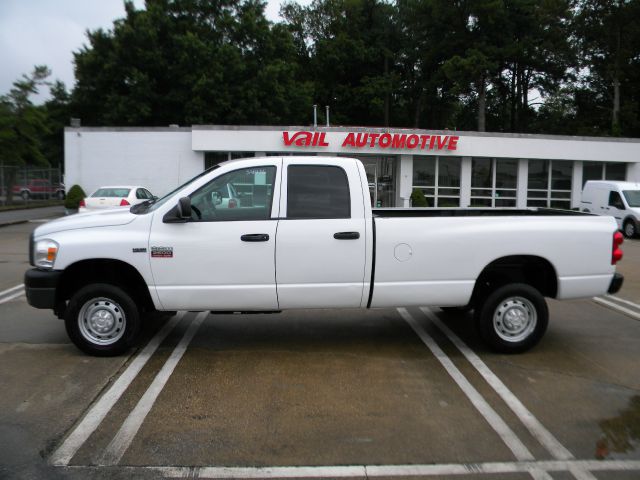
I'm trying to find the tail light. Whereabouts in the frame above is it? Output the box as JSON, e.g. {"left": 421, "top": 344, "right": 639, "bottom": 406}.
{"left": 120, "top": 199, "right": 130, "bottom": 206}
{"left": 228, "top": 199, "right": 237, "bottom": 208}
{"left": 79, "top": 199, "right": 86, "bottom": 208}
{"left": 612, "top": 231, "right": 624, "bottom": 265}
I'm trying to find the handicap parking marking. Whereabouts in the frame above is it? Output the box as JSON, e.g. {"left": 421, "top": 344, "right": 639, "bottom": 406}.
{"left": 49, "top": 311, "right": 186, "bottom": 466}
{"left": 99, "top": 311, "right": 207, "bottom": 466}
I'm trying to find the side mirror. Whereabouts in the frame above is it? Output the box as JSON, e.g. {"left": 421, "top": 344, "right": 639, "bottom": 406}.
{"left": 163, "top": 197, "right": 192, "bottom": 223}
{"left": 176, "top": 197, "right": 192, "bottom": 218}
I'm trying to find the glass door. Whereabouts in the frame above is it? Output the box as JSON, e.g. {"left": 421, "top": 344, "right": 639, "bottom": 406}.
{"left": 359, "top": 157, "right": 396, "bottom": 208}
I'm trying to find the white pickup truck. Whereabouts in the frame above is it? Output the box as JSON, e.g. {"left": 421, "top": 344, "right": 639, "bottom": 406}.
{"left": 25, "top": 156, "right": 624, "bottom": 356}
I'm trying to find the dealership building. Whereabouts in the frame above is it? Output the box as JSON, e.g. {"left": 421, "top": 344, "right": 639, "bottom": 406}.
{"left": 64, "top": 125, "right": 640, "bottom": 209}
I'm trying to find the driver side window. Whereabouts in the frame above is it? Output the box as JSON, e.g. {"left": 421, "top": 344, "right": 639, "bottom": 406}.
{"left": 189, "top": 166, "right": 276, "bottom": 222}
{"left": 609, "top": 191, "right": 625, "bottom": 210}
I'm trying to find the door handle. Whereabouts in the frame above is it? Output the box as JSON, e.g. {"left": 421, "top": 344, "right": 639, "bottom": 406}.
{"left": 334, "top": 232, "right": 360, "bottom": 240}
{"left": 241, "top": 234, "right": 270, "bottom": 242}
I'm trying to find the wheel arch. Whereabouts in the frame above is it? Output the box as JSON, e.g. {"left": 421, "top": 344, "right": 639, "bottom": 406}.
{"left": 56, "top": 259, "right": 155, "bottom": 315}
{"left": 470, "top": 255, "right": 558, "bottom": 307}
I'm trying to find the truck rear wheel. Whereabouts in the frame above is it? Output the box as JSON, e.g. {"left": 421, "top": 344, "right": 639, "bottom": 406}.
{"left": 65, "top": 283, "right": 141, "bottom": 356}
{"left": 475, "top": 283, "right": 548, "bottom": 353}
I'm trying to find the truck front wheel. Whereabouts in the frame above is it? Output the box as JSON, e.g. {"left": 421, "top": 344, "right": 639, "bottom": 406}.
{"left": 65, "top": 283, "right": 141, "bottom": 356}
{"left": 476, "top": 283, "right": 548, "bottom": 353}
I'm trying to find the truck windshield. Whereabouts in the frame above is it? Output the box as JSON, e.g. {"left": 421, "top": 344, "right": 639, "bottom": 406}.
{"left": 131, "top": 165, "right": 220, "bottom": 214}
{"left": 623, "top": 190, "right": 640, "bottom": 207}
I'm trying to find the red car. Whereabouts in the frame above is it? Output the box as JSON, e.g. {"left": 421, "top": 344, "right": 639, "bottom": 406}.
{"left": 12, "top": 179, "right": 65, "bottom": 200}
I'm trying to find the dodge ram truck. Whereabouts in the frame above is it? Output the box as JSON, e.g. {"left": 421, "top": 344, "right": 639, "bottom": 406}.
{"left": 24, "top": 156, "right": 624, "bottom": 356}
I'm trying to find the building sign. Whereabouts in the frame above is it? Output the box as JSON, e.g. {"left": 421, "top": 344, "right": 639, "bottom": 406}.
{"left": 282, "top": 130, "right": 459, "bottom": 151}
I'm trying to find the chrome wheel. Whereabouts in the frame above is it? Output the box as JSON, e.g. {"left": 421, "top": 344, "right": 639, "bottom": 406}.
{"left": 78, "top": 297, "right": 126, "bottom": 345}
{"left": 493, "top": 296, "right": 537, "bottom": 343}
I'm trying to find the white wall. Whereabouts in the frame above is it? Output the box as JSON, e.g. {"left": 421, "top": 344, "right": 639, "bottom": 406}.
{"left": 65, "top": 129, "right": 203, "bottom": 197}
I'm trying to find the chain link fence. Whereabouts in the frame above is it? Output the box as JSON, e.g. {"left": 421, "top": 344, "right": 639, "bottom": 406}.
{"left": 0, "top": 164, "right": 65, "bottom": 206}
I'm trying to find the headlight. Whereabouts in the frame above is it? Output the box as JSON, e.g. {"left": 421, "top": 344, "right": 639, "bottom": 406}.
{"left": 34, "top": 239, "right": 59, "bottom": 269}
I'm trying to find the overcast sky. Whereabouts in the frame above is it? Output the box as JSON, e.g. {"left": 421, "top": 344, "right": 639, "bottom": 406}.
{"left": 0, "top": 0, "right": 308, "bottom": 102}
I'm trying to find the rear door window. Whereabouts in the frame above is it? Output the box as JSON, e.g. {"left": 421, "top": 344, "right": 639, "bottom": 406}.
{"left": 286, "top": 165, "right": 350, "bottom": 219}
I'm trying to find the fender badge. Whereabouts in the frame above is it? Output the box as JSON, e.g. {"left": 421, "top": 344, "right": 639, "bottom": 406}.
{"left": 151, "top": 246, "right": 173, "bottom": 258}
{"left": 132, "top": 248, "right": 147, "bottom": 253}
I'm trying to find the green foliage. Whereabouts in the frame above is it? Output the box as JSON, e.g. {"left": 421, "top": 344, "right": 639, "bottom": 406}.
{"left": 46, "top": 0, "right": 640, "bottom": 137}
{"left": 410, "top": 188, "right": 428, "bottom": 207}
{"left": 0, "top": 65, "right": 51, "bottom": 169}
{"left": 64, "top": 184, "right": 86, "bottom": 210}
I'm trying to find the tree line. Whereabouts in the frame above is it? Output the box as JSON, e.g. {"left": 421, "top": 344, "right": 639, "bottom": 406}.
{"left": 1, "top": 0, "right": 640, "bottom": 174}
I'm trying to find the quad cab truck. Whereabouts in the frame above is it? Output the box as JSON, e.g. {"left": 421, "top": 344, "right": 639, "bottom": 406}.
{"left": 25, "top": 156, "right": 624, "bottom": 356}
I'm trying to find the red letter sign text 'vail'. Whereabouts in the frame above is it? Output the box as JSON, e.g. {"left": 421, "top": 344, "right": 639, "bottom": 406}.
{"left": 282, "top": 131, "right": 459, "bottom": 151}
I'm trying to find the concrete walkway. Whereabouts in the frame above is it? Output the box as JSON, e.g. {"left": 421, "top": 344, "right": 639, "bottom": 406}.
{"left": 0, "top": 206, "right": 65, "bottom": 227}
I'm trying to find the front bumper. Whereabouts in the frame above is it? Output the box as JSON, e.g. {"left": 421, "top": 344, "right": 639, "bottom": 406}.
{"left": 608, "top": 272, "right": 624, "bottom": 295}
{"left": 24, "top": 268, "right": 62, "bottom": 309}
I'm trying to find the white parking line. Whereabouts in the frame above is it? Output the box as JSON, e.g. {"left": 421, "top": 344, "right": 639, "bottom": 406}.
{"left": 62, "top": 459, "right": 640, "bottom": 478}
{"left": 422, "top": 307, "right": 596, "bottom": 480}
{"left": 0, "top": 289, "right": 25, "bottom": 305}
{"left": 99, "top": 311, "right": 207, "bottom": 466}
{"left": 0, "top": 284, "right": 24, "bottom": 297}
{"left": 593, "top": 296, "right": 640, "bottom": 321}
{"left": 397, "top": 308, "right": 539, "bottom": 465}
{"left": 0, "top": 284, "right": 25, "bottom": 304}
{"left": 604, "top": 294, "right": 640, "bottom": 310}
{"left": 49, "top": 312, "right": 185, "bottom": 466}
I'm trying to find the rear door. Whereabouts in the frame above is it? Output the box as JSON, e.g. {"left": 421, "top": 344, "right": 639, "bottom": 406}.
{"left": 275, "top": 159, "right": 367, "bottom": 308}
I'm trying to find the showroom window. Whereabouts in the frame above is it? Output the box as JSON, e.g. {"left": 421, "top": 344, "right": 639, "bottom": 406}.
{"left": 412, "top": 157, "right": 461, "bottom": 207}
{"left": 582, "top": 161, "right": 627, "bottom": 186}
{"left": 527, "top": 160, "right": 572, "bottom": 209}
{"left": 470, "top": 158, "right": 518, "bottom": 207}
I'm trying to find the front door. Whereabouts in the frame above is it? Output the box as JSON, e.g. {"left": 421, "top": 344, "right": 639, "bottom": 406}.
{"left": 149, "top": 163, "right": 280, "bottom": 311}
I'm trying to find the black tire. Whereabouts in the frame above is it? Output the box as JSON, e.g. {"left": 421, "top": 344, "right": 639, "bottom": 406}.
{"left": 475, "top": 283, "right": 548, "bottom": 353}
{"left": 64, "top": 283, "right": 141, "bottom": 356}
{"left": 623, "top": 220, "right": 637, "bottom": 239}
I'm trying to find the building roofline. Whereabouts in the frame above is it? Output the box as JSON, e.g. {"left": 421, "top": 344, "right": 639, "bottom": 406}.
{"left": 65, "top": 124, "right": 640, "bottom": 144}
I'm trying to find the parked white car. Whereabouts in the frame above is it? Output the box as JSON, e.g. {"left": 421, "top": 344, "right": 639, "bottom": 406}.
{"left": 580, "top": 180, "right": 640, "bottom": 238}
{"left": 79, "top": 186, "right": 156, "bottom": 213}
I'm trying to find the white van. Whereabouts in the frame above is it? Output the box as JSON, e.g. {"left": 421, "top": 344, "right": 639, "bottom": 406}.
{"left": 580, "top": 180, "right": 640, "bottom": 237}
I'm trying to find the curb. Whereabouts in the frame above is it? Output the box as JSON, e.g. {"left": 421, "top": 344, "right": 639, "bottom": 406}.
{"left": 0, "top": 220, "right": 28, "bottom": 228}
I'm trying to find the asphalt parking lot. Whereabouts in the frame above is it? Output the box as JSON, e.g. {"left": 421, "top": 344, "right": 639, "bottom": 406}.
{"left": 1, "top": 214, "right": 640, "bottom": 480}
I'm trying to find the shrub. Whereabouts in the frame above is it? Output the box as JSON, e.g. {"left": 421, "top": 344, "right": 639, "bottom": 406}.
{"left": 410, "top": 188, "right": 428, "bottom": 207}
{"left": 64, "top": 184, "right": 86, "bottom": 209}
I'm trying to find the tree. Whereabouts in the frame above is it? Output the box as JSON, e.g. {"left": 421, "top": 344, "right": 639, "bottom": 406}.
{"left": 0, "top": 66, "right": 51, "bottom": 203}
{"left": 576, "top": 0, "right": 640, "bottom": 135}
{"left": 71, "top": 0, "right": 313, "bottom": 126}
